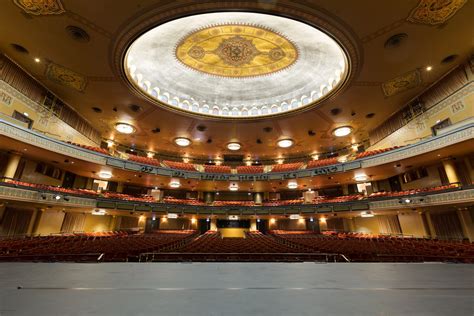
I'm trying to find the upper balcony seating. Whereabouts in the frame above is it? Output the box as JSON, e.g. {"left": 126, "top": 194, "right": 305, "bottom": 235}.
{"left": 262, "top": 199, "right": 304, "bottom": 206}
{"left": 102, "top": 192, "right": 156, "bottom": 203}
{"left": 270, "top": 230, "right": 474, "bottom": 263}
{"left": 213, "top": 200, "right": 256, "bottom": 206}
{"left": 128, "top": 155, "right": 161, "bottom": 166}
{"left": 7, "top": 180, "right": 99, "bottom": 197}
{"left": 270, "top": 162, "right": 304, "bottom": 173}
{"left": 162, "top": 160, "right": 197, "bottom": 172}
{"left": 66, "top": 141, "right": 109, "bottom": 155}
{"left": 163, "top": 197, "right": 206, "bottom": 206}
{"left": 355, "top": 146, "right": 402, "bottom": 159}
{"left": 368, "top": 184, "right": 457, "bottom": 198}
{"left": 306, "top": 157, "right": 338, "bottom": 168}
{"left": 0, "top": 230, "right": 196, "bottom": 262}
{"left": 236, "top": 165, "right": 265, "bottom": 174}
{"left": 204, "top": 165, "right": 232, "bottom": 174}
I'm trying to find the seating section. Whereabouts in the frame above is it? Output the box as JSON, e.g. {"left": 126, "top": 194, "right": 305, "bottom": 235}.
{"left": 67, "top": 142, "right": 109, "bottom": 155}
{"left": 271, "top": 162, "right": 303, "bottom": 173}
{"left": 163, "top": 197, "right": 206, "bottom": 206}
{"left": 213, "top": 200, "right": 256, "bottom": 206}
{"left": 356, "top": 146, "right": 402, "bottom": 159}
{"left": 262, "top": 199, "right": 304, "bottom": 206}
{"left": 102, "top": 192, "right": 156, "bottom": 203}
{"left": 204, "top": 165, "right": 232, "bottom": 174}
{"left": 128, "top": 155, "right": 161, "bottom": 166}
{"left": 0, "top": 230, "right": 196, "bottom": 262}
{"left": 162, "top": 160, "right": 196, "bottom": 171}
{"left": 306, "top": 157, "right": 338, "bottom": 168}
{"left": 368, "top": 184, "right": 457, "bottom": 198}
{"left": 6, "top": 180, "right": 99, "bottom": 197}
{"left": 236, "top": 165, "right": 265, "bottom": 174}
{"left": 169, "top": 231, "right": 305, "bottom": 253}
{"left": 271, "top": 231, "right": 474, "bottom": 263}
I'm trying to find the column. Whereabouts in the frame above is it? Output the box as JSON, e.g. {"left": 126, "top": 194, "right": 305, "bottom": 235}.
{"left": 116, "top": 182, "right": 124, "bottom": 193}
{"left": 26, "top": 208, "right": 40, "bottom": 236}
{"left": 204, "top": 192, "right": 215, "bottom": 204}
{"left": 442, "top": 158, "right": 460, "bottom": 186}
{"left": 423, "top": 211, "right": 436, "bottom": 238}
{"left": 341, "top": 184, "right": 349, "bottom": 195}
{"left": 3, "top": 152, "right": 21, "bottom": 181}
{"left": 253, "top": 192, "right": 263, "bottom": 204}
{"left": 457, "top": 209, "right": 474, "bottom": 242}
{"left": 137, "top": 215, "right": 146, "bottom": 232}
{"left": 319, "top": 217, "right": 328, "bottom": 232}
{"left": 210, "top": 218, "right": 217, "bottom": 231}
{"left": 250, "top": 219, "right": 257, "bottom": 231}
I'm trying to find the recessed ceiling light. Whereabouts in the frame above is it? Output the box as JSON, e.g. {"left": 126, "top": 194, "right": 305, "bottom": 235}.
{"left": 34, "top": 58, "right": 40, "bottom": 63}
{"left": 227, "top": 142, "right": 241, "bottom": 151}
{"left": 333, "top": 126, "right": 352, "bottom": 137}
{"left": 354, "top": 174, "right": 368, "bottom": 182}
{"left": 169, "top": 179, "right": 180, "bottom": 188}
{"left": 98, "top": 171, "right": 112, "bottom": 179}
{"left": 361, "top": 211, "right": 374, "bottom": 218}
{"left": 23, "top": 112, "right": 29, "bottom": 117}
{"left": 277, "top": 139, "right": 294, "bottom": 148}
{"left": 115, "top": 122, "right": 136, "bottom": 134}
{"left": 288, "top": 181, "right": 298, "bottom": 189}
{"left": 426, "top": 66, "right": 432, "bottom": 71}
{"left": 229, "top": 183, "right": 239, "bottom": 191}
{"left": 174, "top": 137, "right": 191, "bottom": 147}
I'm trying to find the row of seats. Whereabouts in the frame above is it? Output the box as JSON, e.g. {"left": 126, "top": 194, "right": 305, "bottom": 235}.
{"left": 162, "top": 160, "right": 197, "bottom": 171}
{"left": 162, "top": 197, "right": 206, "bottom": 205}
{"left": 102, "top": 192, "right": 156, "bottom": 203}
{"left": 271, "top": 162, "right": 304, "bottom": 173}
{"left": 356, "top": 146, "right": 402, "bottom": 159}
{"left": 66, "top": 141, "right": 109, "bottom": 155}
{"left": 0, "top": 230, "right": 196, "bottom": 262}
{"left": 236, "top": 165, "right": 264, "bottom": 174}
{"left": 270, "top": 230, "right": 474, "bottom": 263}
{"left": 368, "top": 185, "right": 457, "bottom": 198}
{"left": 6, "top": 180, "right": 99, "bottom": 197}
{"left": 306, "top": 157, "right": 338, "bottom": 168}
{"left": 204, "top": 165, "right": 232, "bottom": 174}
{"left": 128, "top": 155, "right": 161, "bottom": 166}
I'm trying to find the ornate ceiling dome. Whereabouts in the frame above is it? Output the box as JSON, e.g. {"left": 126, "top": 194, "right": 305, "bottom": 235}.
{"left": 124, "top": 12, "right": 349, "bottom": 119}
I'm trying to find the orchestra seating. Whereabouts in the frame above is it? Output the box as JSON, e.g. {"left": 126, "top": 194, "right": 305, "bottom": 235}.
{"left": 0, "top": 230, "right": 196, "bottom": 262}
{"left": 306, "top": 157, "right": 338, "bottom": 168}
{"left": 128, "top": 155, "right": 161, "bottom": 166}
{"left": 162, "top": 160, "right": 197, "bottom": 171}
{"left": 270, "top": 231, "right": 474, "bottom": 263}
{"left": 271, "top": 162, "right": 304, "bottom": 173}
{"left": 204, "top": 165, "right": 232, "bottom": 174}
{"left": 355, "top": 146, "right": 402, "bottom": 159}
{"left": 66, "top": 142, "right": 109, "bottom": 155}
{"left": 236, "top": 165, "right": 265, "bottom": 174}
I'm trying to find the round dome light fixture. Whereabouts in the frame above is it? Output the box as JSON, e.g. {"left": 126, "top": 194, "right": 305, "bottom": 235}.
{"left": 229, "top": 183, "right": 239, "bottom": 191}
{"left": 333, "top": 126, "right": 352, "bottom": 137}
{"left": 354, "top": 174, "right": 368, "bottom": 182}
{"left": 277, "top": 139, "right": 294, "bottom": 148}
{"left": 227, "top": 142, "right": 241, "bottom": 151}
{"left": 174, "top": 137, "right": 191, "bottom": 147}
{"left": 169, "top": 179, "right": 180, "bottom": 188}
{"left": 288, "top": 181, "right": 298, "bottom": 189}
{"left": 115, "top": 122, "right": 136, "bottom": 134}
{"left": 98, "top": 171, "right": 113, "bottom": 179}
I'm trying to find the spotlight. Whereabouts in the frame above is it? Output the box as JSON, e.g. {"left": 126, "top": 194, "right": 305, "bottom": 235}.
{"left": 206, "top": 218, "right": 210, "bottom": 222}
{"left": 257, "top": 218, "right": 261, "bottom": 223}
{"left": 54, "top": 195, "right": 61, "bottom": 200}
{"left": 174, "top": 137, "right": 191, "bottom": 147}
{"left": 332, "top": 126, "right": 352, "bottom": 137}
{"left": 277, "top": 139, "right": 294, "bottom": 148}
{"left": 115, "top": 122, "right": 136, "bottom": 134}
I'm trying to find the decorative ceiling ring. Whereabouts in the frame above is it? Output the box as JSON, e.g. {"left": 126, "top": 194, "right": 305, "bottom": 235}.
{"left": 111, "top": 2, "right": 362, "bottom": 121}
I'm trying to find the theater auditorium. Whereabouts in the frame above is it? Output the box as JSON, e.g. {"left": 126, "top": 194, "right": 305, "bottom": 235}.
{"left": 0, "top": 1, "right": 473, "bottom": 315}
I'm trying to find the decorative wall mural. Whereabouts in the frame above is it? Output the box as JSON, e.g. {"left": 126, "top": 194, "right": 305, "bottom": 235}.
{"left": 407, "top": 0, "right": 467, "bottom": 25}
{"left": 45, "top": 62, "right": 87, "bottom": 92}
{"left": 175, "top": 24, "right": 298, "bottom": 78}
{"left": 13, "top": 0, "right": 65, "bottom": 15}
{"left": 382, "top": 70, "right": 422, "bottom": 97}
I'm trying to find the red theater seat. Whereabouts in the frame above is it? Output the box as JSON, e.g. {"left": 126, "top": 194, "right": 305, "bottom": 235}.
{"left": 271, "top": 162, "right": 303, "bottom": 173}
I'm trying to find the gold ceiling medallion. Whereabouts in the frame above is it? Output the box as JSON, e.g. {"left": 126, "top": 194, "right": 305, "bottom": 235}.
{"left": 45, "top": 62, "right": 87, "bottom": 92}
{"left": 13, "top": 0, "right": 65, "bottom": 15}
{"left": 407, "top": 0, "right": 467, "bottom": 25}
{"left": 175, "top": 24, "right": 298, "bottom": 78}
{"left": 382, "top": 69, "right": 422, "bottom": 97}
